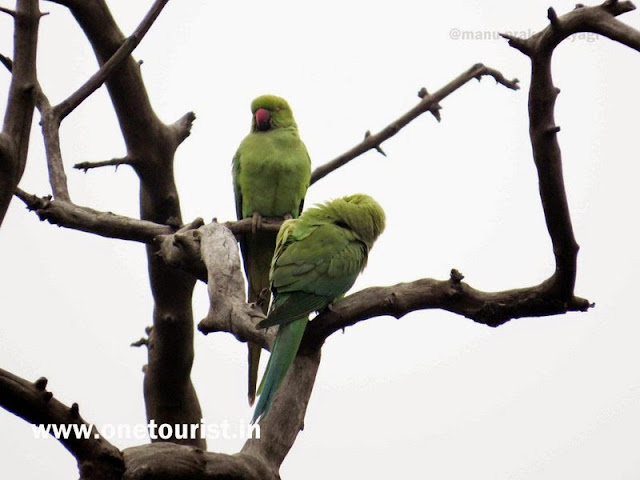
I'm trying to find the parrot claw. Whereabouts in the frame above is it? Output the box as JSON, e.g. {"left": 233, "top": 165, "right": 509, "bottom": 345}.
{"left": 283, "top": 213, "right": 293, "bottom": 220}
{"left": 251, "top": 212, "right": 263, "bottom": 234}
{"left": 256, "top": 288, "right": 271, "bottom": 313}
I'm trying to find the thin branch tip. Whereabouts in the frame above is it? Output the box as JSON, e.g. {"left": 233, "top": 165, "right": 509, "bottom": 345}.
{"left": 131, "top": 337, "right": 149, "bottom": 348}
{"left": 548, "top": 7, "right": 560, "bottom": 27}
{"left": 172, "top": 111, "right": 197, "bottom": 144}
{"left": 0, "top": 6, "right": 16, "bottom": 17}
{"left": 34, "top": 377, "right": 48, "bottom": 390}
{"left": 364, "top": 130, "right": 387, "bottom": 157}
{"left": 500, "top": 33, "right": 533, "bottom": 55}
{"left": 450, "top": 269, "right": 465, "bottom": 283}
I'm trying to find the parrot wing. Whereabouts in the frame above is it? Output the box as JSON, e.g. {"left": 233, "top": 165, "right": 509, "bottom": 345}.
{"left": 258, "top": 219, "right": 368, "bottom": 328}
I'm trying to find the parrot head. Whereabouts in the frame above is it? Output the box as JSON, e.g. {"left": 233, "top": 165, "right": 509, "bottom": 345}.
{"left": 324, "top": 194, "right": 386, "bottom": 250}
{"left": 250, "top": 95, "right": 297, "bottom": 132}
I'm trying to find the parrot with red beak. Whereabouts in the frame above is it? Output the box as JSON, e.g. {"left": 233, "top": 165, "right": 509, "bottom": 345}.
{"left": 232, "top": 95, "right": 311, "bottom": 405}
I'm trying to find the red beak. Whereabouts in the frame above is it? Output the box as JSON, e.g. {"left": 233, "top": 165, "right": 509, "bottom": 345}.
{"left": 255, "top": 108, "right": 271, "bottom": 131}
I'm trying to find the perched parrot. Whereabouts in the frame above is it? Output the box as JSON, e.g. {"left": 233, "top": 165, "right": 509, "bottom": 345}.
{"left": 232, "top": 95, "right": 311, "bottom": 406}
{"left": 251, "top": 193, "right": 386, "bottom": 423}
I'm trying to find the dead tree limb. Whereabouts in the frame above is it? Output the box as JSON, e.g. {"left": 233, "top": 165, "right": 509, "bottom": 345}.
{"left": 310, "top": 63, "right": 519, "bottom": 185}
{"left": 49, "top": 0, "right": 202, "bottom": 448}
{"left": 0, "top": 368, "right": 124, "bottom": 480}
{"left": 0, "top": 0, "right": 40, "bottom": 226}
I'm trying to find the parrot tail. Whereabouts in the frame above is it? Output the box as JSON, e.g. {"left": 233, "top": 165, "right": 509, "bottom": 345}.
{"left": 243, "top": 231, "right": 275, "bottom": 406}
{"left": 251, "top": 318, "right": 307, "bottom": 423}
{"left": 247, "top": 344, "right": 262, "bottom": 406}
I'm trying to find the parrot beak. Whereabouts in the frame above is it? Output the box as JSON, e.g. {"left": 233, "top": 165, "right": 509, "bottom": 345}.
{"left": 255, "top": 108, "right": 271, "bottom": 131}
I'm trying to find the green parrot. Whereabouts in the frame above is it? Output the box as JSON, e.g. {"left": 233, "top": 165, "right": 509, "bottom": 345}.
{"left": 232, "top": 95, "right": 311, "bottom": 406}
{"left": 252, "top": 193, "right": 386, "bottom": 423}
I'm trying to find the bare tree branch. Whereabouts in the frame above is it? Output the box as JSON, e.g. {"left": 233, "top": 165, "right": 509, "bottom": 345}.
{"left": 303, "top": 271, "right": 592, "bottom": 349}
{"left": 37, "top": 88, "right": 71, "bottom": 200}
{"left": 0, "top": 6, "right": 16, "bottom": 17}
{"left": 14, "top": 188, "right": 174, "bottom": 243}
{"left": 51, "top": 0, "right": 171, "bottom": 122}
{"left": 14, "top": 188, "right": 283, "bottom": 244}
{"left": 0, "top": 52, "right": 13, "bottom": 71}
{"left": 310, "top": 63, "right": 520, "bottom": 185}
{"left": 51, "top": 0, "right": 204, "bottom": 447}
{"left": 0, "top": 0, "right": 40, "bottom": 226}
{"left": 74, "top": 156, "right": 135, "bottom": 172}
{"left": 0, "top": 368, "right": 124, "bottom": 480}
{"left": 502, "top": 0, "right": 638, "bottom": 300}
{"left": 195, "top": 223, "right": 271, "bottom": 347}
{"left": 241, "top": 348, "right": 321, "bottom": 472}
{"left": 121, "top": 443, "right": 274, "bottom": 480}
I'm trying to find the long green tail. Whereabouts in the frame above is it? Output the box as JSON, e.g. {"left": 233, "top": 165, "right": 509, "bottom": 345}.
{"left": 243, "top": 231, "right": 276, "bottom": 406}
{"left": 251, "top": 318, "right": 307, "bottom": 423}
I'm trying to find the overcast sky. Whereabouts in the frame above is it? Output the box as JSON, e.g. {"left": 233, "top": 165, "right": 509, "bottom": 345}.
{"left": 1, "top": 1, "right": 639, "bottom": 478}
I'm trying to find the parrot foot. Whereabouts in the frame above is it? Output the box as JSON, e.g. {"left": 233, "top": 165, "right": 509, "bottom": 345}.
{"left": 251, "top": 212, "right": 263, "bottom": 234}
{"left": 283, "top": 213, "right": 293, "bottom": 220}
{"left": 255, "top": 288, "right": 271, "bottom": 314}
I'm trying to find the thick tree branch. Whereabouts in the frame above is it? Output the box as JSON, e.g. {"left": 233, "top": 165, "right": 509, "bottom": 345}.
{"left": 195, "top": 223, "right": 272, "bottom": 347}
{"left": 303, "top": 271, "right": 592, "bottom": 349}
{"left": 502, "top": 0, "right": 637, "bottom": 300}
{"left": 14, "top": 189, "right": 283, "bottom": 244}
{"left": 121, "top": 443, "right": 274, "bottom": 480}
{"left": 241, "top": 348, "right": 320, "bottom": 472}
{"left": 0, "top": 0, "right": 40, "bottom": 226}
{"left": 31, "top": 0, "right": 169, "bottom": 202}
{"left": 310, "top": 63, "right": 519, "bottom": 185}
{"left": 52, "top": 0, "right": 204, "bottom": 447}
{"left": 14, "top": 188, "right": 174, "bottom": 243}
{"left": 0, "top": 368, "right": 124, "bottom": 480}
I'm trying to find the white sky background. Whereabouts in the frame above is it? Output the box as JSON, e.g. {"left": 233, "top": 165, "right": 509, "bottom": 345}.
{"left": 1, "top": 0, "right": 639, "bottom": 478}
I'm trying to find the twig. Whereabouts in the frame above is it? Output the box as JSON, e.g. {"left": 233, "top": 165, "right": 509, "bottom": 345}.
{"left": 0, "top": 6, "right": 16, "bottom": 17}
{"left": 0, "top": 52, "right": 12, "bottom": 71}
{"left": 310, "top": 63, "right": 519, "bottom": 185}
{"left": 74, "top": 156, "right": 134, "bottom": 172}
